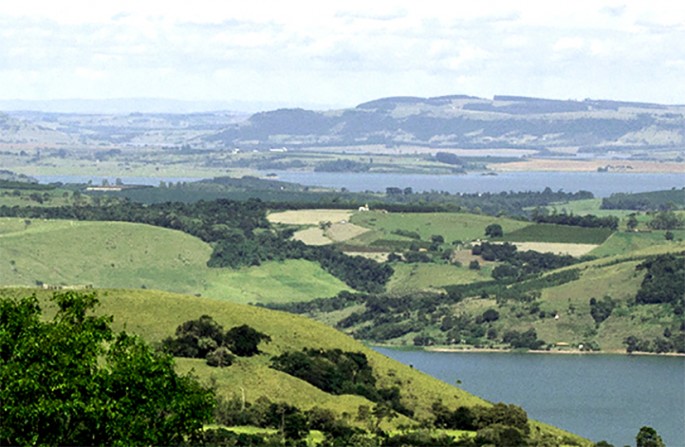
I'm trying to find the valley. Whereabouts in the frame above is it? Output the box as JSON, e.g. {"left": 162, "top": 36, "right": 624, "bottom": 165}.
{"left": 1, "top": 95, "right": 684, "bottom": 446}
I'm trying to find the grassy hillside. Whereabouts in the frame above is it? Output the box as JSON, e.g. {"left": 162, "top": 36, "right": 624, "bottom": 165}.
{"left": 1, "top": 286, "right": 588, "bottom": 444}
{"left": 349, "top": 211, "right": 530, "bottom": 244}
{"left": 0, "top": 218, "right": 349, "bottom": 303}
{"left": 387, "top": 263, "right": 490, "bottom": 294}
{"left": 289, "top": 239, "right": 684, "bottom": 354}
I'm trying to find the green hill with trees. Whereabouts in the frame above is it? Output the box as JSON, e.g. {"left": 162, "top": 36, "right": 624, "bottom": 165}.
{"left": 0, "top": 287, "right": 590, "bottom": 446}
{"left": 0, "top": 218, "right": 350, "bottom": 303}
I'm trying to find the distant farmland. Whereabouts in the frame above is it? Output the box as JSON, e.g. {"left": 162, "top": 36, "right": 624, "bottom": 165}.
{"left": 501, "top": 224, "right": 614, "bottom": 245}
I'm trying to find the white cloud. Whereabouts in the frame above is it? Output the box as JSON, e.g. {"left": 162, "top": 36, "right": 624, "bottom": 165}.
{"left": 0, "top": 0, "right": 683, "bottom": 105}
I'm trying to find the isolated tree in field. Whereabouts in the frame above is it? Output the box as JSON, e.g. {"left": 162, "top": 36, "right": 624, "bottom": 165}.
{"left": 225, "top": 324, "right": 271, "bottom": 357}
{"left": 626, "top": 214, "right": 639, "bottom": 231}
{"left": 0, "top": 291, "right": 215, "bottom": 446}
{"left": 485, "top": 223, "right": 503, "bottom": 238}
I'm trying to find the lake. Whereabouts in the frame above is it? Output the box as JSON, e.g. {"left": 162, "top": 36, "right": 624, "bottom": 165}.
{"left": 373, "top": 348, "right": 685, "bottom": 446}
{"left": 265, "top": 171, "right": 684, "bottom": 198}
{"left": 35, "top": 171, "right": 684, "bottom": 198}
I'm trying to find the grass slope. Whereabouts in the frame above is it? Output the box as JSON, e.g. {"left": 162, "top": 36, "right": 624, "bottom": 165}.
{"left": 387, "top": 263, "right": 489, "bottom": 294}
{"left": 3, "top": 287, "right": 588, "bottom": 444}
{"left": 0, "top": 218, "right": 349, "bottom": 303}
{"left": 449, "top": 242, "right": 685, "bottom": 352}
{"left": 349, "top": 211, "right": 530, "bottom": 245}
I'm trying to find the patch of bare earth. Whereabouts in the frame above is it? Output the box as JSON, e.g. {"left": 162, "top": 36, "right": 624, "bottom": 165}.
{"left": 267, "top": 209, "right": 355, "bottom": 225}
{"left": 292, "top": 227, "right": 331, "bottom": 246}
{"left": 513, "top": 242, "right": 598, "bottom": 256}
{"left": 291, "top": 220, "right": 370, "bottom": 246}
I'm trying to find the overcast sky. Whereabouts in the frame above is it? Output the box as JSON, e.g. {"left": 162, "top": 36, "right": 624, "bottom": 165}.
{"left": 1, "top": 0, "right": 684, "bottom": 109}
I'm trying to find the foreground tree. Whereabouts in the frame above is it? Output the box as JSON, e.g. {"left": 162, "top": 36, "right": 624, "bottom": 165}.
{"left": 0, "top": 291, "right": 215, "bottom": 446}
{"left": 636, "top": 426, "right": 665, "bottom": 447}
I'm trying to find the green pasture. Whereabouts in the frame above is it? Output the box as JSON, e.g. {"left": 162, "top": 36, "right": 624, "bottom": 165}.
{"left": 350, "top": 211, "right": 530, "bottom": 245}
{"left": 387, "top": 263, "right": 489, "bottom": 294}
{"left": 0, "top": 218, "right": 349, "bottom": 303}
{"left": 590, "top": 230, "right": 685, "bottom": 257}
{"left": 0, "top": 186, "right": 83, "bottom": 207}
{"left": 541, "top": 198, "right": 635, "bottom": 218}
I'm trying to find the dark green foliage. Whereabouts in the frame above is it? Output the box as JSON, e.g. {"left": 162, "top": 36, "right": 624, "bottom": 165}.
{"left": 635, "top": 254, "right": 685, "bottom": 305}
{"left": 0, "top": 292, "right": 214, "bottom": 446}
{"left": 271, "top": 348, "right": 377, "bottom": 396}
{"left": 270, "top": 348, "right": 412, "bottom": 417}
{"left": 434, "top": 151, "right": 463, "bottom": 165}
{"left": 636, "top": 426, "right": 665, "bottom": 447}
{"left": 485, "top": 223, "right": 503, "bottom": 238}
{"left": 502, "top": 329, "right": 545, "bottom": 350}
{"left": 648, "top": 210, "right": 685, "bottom": 230}
{"left": 601, "top": 189, "right": 685, "bottom": 211}
{"left": 479, "top": 309, "right": 500, "bottom": 323}
{"left": 205, "top": 347, "right": 235, "bottom": 367}
{"left": 492, "top": 264, "right": 522, "bottom": 281}
{"left": 532, "top": 212, "right": 619, "bottom": 230}
{"left": 431, "top": 401, "right": 530, "bottom": 445}
{"left": 589, "top": 296, "right": 616, "bottom": 324}
{"left": 225, "top": 324, "right": 272, "bottom": 357}
{"left": 161, "top": 316, "right": 269, "bottom": 366}
{"left": 472, "top": 241, "right": 579, "bottom": 280}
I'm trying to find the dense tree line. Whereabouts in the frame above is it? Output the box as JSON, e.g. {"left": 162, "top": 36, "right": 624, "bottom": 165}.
{"left": 647, "top": 210, "right": 685, "bottom": 230}
{"left": 601, "top": 189, "right": 685, "bottom": 211}
{"left": 472, "top": 241, "right": 580, "bottom": 280}
{"left": 102, "top": 179, "right": 595, "bottom": 218}
{"left": 635, "top": 254, "right": 685, "bottom": 307}
{"left": 0, "top": 198, "right": 270, "bottom": 242}
{"left": 531, "top": 211, "right": 619, "bottom": 230}
{"left": 208, "top": 232, "right": 394, "bottom": 293}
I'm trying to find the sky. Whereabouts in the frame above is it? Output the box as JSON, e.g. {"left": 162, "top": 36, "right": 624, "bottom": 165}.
{"left": 1, "top": 0, "right": 684, "bottom": 110}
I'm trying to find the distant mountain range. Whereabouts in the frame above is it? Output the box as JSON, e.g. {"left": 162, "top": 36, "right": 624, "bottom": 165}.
{"left": 1, "top": 95, "right": 684, "bottom": 154}
{"left": 203, "top": 95, "right": 685, "bottom": 153}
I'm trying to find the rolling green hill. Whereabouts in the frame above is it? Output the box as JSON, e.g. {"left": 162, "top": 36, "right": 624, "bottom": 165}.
{"left": 0, "top": 218, "right": 349, "bottom": 303}
{"left": 349, "top": 211, "right": 530, "bottom": 244}
{"left": 0, "top": 286, "right": 589, "bottom": 445}
{"left": 278, "top": 240, "right": 685, "bottom": 354}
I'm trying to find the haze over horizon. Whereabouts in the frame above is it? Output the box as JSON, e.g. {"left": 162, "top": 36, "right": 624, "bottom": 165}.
{"left": 1, "top": 0, "right": 684, "bottom": 110}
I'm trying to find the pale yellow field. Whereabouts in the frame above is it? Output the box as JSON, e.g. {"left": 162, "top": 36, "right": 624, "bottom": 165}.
{"left": 342, "top": 251, "right": 390, "bottom": 262}
{"left": 267, "top": 209, "right": 355, "bottom": 225}
{"left": 513, "top": 242, "right": 598, "bottom": 256}
{"left": 293, "top": 227, "right": 331, "bottom": 245}
{"left": 325, "top": 222, "right": 370, "bottom": 241}
{"left": 293, "top": 221, "right": 370, "bottom": 246}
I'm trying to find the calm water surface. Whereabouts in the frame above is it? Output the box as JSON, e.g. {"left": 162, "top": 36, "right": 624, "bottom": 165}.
{"left": 267, "top": 171, "right": 684, "bottom": 198}
{"left": 373, "top": 348, "right": 685, "bottom": 446}
{"left": 35, "top": 171, "right": 684, "bottom": 198}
